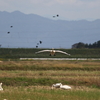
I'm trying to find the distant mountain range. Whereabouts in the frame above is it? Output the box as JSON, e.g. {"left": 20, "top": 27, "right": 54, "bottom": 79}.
{"left": 0, "top": 11, "right": 100, "bottom": 48}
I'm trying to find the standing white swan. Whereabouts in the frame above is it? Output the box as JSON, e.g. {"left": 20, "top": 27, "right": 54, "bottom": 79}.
{"left": 35, "top": 48, "right": 70, "bottom": 56}
{"left": 60, "top": 83, "right": 71, "bottom": 90}
{"left": 52, "top": 83, "right": 62, "bottom": 89}
{"left": 0, "top": 83, "right": 3, "bottom": 91}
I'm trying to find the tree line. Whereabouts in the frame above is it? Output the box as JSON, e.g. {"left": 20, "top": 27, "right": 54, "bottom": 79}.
{"left": 72, "top": 40, "right": 100, "bottom": 48}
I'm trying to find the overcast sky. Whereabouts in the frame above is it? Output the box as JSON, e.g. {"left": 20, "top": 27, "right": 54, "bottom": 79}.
{"left": 0, "top": 0, "right": 100, "bottom": 21}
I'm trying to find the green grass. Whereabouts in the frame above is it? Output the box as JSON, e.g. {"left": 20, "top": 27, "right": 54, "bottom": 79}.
{"left": 0, "top": 86, "right": 100, "bottom": 100}
{"left": 0, "top": 70, "right": 100, "bottom": 87}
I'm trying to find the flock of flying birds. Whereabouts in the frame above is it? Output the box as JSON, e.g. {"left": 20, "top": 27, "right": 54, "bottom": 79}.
{"left": 35, "top": 14, "right": 71, "bottom": 56}
{"left": 7, "top": 25, "right": 43, "bottom": 48}
{"left": 35, "top": 14, "right": 59, "bottom": 48}
{"left": 36, "top": 41, "right": 42, "bottom": 48}
{"left": 7, "top": 26, "right": 13, "bottom": 34}
{"left": 5, "top": 14, "right": 70, "bottom": 56}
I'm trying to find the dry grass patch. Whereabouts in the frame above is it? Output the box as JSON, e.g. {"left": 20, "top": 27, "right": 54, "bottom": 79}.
{"left": 0, "top": 60, "right": 100, "bottom": 88}
{"left": 0, "top": 70, "right": 99, "bottom": 78}
{"left": 0, "top": 70, "right": 100, "bottom": 87}
{"left": 0, "top": 60, "right": 100, "bottom": 71}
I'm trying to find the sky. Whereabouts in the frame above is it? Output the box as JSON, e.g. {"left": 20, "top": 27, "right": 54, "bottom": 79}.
{"left": 0, "top": 0, "right": 100, "bottom": 20}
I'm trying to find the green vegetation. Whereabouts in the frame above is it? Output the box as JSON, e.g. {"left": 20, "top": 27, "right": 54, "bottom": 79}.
{"left": 73, "top": 40, "right": 100, "bottom": 48}
{"left": 0, "top": 86, "right": 100, "bottom": 100}
{"left": 0, "top": 48, "right": 100, "bottom": 59}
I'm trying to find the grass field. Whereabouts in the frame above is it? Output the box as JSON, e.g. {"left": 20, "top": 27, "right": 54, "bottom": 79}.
{"left": 0, "top": 86, "right": 100, "bottom": 100}
{"left": 0, "top": 60, "right": 100, "bottom": 100}
{"left": 0, "top": 48, "right": 100, "bottom": 59}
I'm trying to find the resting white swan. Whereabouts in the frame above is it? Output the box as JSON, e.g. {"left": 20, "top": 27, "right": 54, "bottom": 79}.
{"left": 52, "top": 83, "right": 62, "bottom": 89}
{"left": 35, "top": 48, "right": 70, "bottom": 56}
{"left": 0, "top": 83, "right": 3, "bottom": 91}
{"left": 60, "top": 84, "right": 71, "bottom": 90}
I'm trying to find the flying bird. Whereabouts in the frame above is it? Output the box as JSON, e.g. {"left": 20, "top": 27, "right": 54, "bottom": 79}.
{"left": 10, "top": 26, "right": 13, "bottom": 28}
{"left": 35, "top": 48, "right": 70, "bottom": 56}
{"left": 36, "top": 46, "right": 38, "bottom": 48}
{"left": 7, "top": 32, "right": 10, "bottom": 34}
{"left": 39, "top": 41, "right": 42, "bottom": 44}
{"left": 37, "top": 43, "right": 39, "bottom": 45}
{"left": 57, "top": 14, "right": 59, "bottom": 17}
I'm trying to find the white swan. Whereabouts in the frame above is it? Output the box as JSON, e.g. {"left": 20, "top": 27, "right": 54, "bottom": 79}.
{"left": 35, "top": 48, "right": 70, "bottom": 56}
{"left": 0, "top": 83, "right": 3, "bottom": 91}
{"left": 52, "top": 83, "right": 62, "bottom": 89}
{"left": 60, "top": 83, "right": 71, "bottom": 90}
